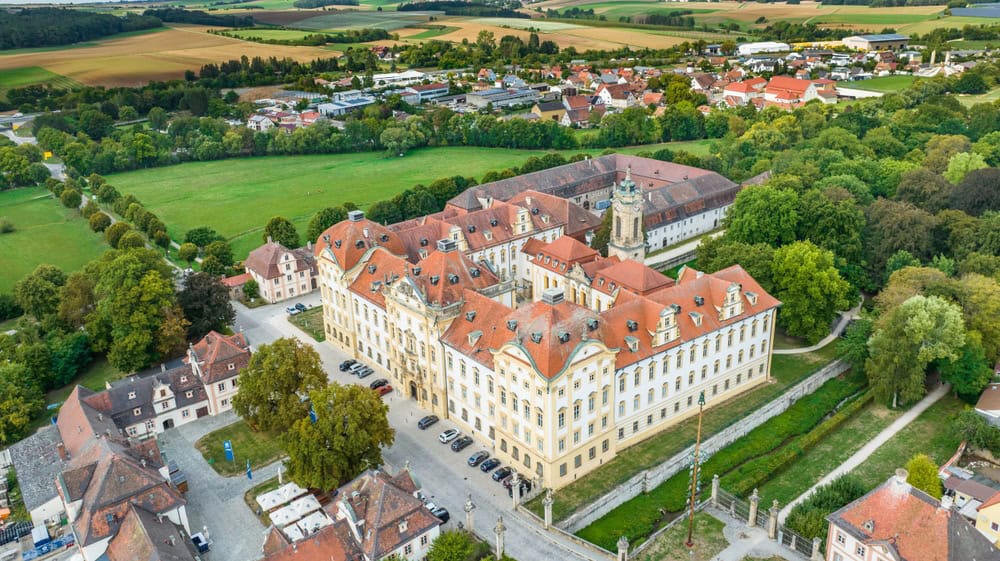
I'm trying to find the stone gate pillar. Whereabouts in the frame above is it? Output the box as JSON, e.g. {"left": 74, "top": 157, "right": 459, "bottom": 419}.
{"left": 748, "top": 488, "right": 760, "bottom": 527}
{"left": 616, "top": 536, "right": 629, "bottom": 561}
{"left": 812, "top": 537, "right": 823, "bottom": 561}
{"left": 511, "top": 473, "right": 521, "bottom": 508}
{"left": 464, "top": 494, "right": 475, "bottom": 532}
{"left": 767, "top": 500, "right": 779, "bottom": 540}
{"left": 494, "top": 516, "right": 506, "bottom": 559}
{"left": 711, "top": 474, "right": 720, "bottom": 507}
{"left": 542, "top": 489, "right": 554, "bottom": 529}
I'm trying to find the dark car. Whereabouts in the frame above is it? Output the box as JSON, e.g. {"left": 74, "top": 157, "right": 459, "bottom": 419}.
{"left": 431, "top": 507, "right": 450, "bottom": 524}
{"left": 417, "top": 415, "right": 439, "bottom": 430}
{"left": 294, "top": 303, "right": 307, "bottom": 312}
{"left": 369, "top": 378, "right": 389, "bottom": 390}
{"left": 491, "top": 466, "right": 513, "bottom": 482}
{"left": 450, "top": 436, "right": 473, "bottom": 452}
{"left": 339, "top": 360, "right": 357, "bottom": 372}
{"left": 479, "top": 458, "right": 501, "bottom": 472}
{"left": 467, "top": 451, "right": 489, "bottom": 467}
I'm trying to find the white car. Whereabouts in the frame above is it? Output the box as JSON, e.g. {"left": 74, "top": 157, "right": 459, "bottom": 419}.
{"left": 438, "top": 429, "right": 460, "bottom": 444}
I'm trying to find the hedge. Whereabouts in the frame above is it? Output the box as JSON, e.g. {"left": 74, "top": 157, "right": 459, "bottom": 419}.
{"left": 576, "top": 374, "right": 864, "bottom": 551}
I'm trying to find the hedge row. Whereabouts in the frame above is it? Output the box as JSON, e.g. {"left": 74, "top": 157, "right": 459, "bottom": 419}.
{"left": 722, "top": 391, "right": 873, "bottom": 497}
{"left": 576, "top": 374, "right": 864, "bottom": 551}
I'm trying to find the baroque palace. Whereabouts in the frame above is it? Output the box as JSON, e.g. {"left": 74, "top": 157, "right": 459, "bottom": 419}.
{"left": 315, "top": 155, "right": 779, "bottom": 489}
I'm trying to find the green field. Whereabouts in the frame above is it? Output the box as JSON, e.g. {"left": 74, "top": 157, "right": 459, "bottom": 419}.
{"left": 0, "top": 67, "right": 80, "bottom": 100}
{"left": 851, "top": 75, "right": 917, "bottom": 93}
{"left": 294, "top": 11, "right": 432, "bottom": 31}
{"left": 104, "top": 143, "right": 713, "bottom": 259}
{"left": 0, "top": 187, "right": 108, "bottom": 294}
{"left": 589, "top": 3, "right": 720, "bottom": 18}
{"left": 227, "top": 28, "right": 320, "bottom": 41}
{"left": 810, "top": 12, "right": 934, "bottom": 25}
{"left": 473, "top": 17, "right": 584, "bottom": 31}
{"left": 899, "top": 15, "right": 990, "bottom": 34}
{"left": 196, "top": 420, "right": 285, "bottom": 476}
{"left": 407, "top": 26, "right": 460, "bottom": 39}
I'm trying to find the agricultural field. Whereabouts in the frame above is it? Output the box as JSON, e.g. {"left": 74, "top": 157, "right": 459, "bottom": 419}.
{"left": 0, "top": 25, "right": 333, "bottom": 87}
{"left": 226, "top": 28, "right": 321, "bottom": 41}
{"left": 0, "top": 187, "right": 108, "bottom": 294}
{"left": 291, "top": 10, "right": 437, "bottom": 31}
{"left": 472, "top": 17, "right": 585, "bottom": 31}
{"left": 403, "top": 26, "right": 460, "bottom": 39}
{"left": 851, "top": 75, "right": 917, "bottom": 92}
{"left": 0, "top": 67, "right": 80, "bottom": 101}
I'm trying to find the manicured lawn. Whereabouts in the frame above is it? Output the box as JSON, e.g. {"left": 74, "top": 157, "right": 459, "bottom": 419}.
{"left": 847, "top": 393, "right": 964, "bottom": 491}
{"left": 635, "top": 512, "right": 727, "bottom": 561}
{"left": 289, "top": 306, "right": 325, "bottom": 341}
{"left": 0, "top": 187, "right": 108, "bottom": 293}
{"left": 755, "top": 401, "right": 902, "bottom": 508}
{"left": 527, "top": 342, "right": 843, "bottom": 523}
{"left": 195, "top": 419, "right": 285, "bottom": 476}
{"left": 851, "top": 76, "right": 917, "bottom": 93}
{"left": 104, "top": 143, "right": 716, "bottom": 259}
{"left": 662, "top": 259, "right": 698, "bottom": 280}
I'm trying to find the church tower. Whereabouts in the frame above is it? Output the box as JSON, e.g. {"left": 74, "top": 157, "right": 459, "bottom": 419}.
{"left": 608, "top": 166, "right": 646, "bottom": 262}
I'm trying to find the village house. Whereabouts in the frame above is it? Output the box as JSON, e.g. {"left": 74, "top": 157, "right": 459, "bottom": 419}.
{"left": 595, "top": 83, "right": 636, "bottom": 110}
{"left": 247, "top": 114, "right": 275, "bottom": 132}
{"left": 244, "top": 238, "right": 319, "bottom": 303}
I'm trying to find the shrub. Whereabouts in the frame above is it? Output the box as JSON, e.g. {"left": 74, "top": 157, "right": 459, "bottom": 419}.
{"left": 0, "top": 218, "right": 13, "bottom": 234}
{"left": 117, "top": 230, "right": 147, "bottom": 250}
{"left": 88, "top": 212, "right": 112, "bottom": 232}
{"left": 244, "top": 278, "right": 260, "bottom": 300}
{"left": 60, "top": 188, "right": 82, "bottom": 209}
{"left": 0, "top": 294, "right": 22, "bottom": 320}
{"left": 785, "top": 474, "right": 866, "bottom": 542}
{"left": 104, "top": 221, "right": 132, "bottom": 248}
{"left": 81, "top": 200, "right": 100, "bottom": 219}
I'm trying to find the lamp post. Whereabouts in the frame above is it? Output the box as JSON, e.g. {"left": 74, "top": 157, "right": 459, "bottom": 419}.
{"left": 686, "top": 391, "right": 706, "bottom": 548}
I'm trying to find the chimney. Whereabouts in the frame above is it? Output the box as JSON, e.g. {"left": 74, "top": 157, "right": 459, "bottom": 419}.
{"left": 347, "top": 210, "right": 365, "bottom": 222}
{"left": 894, "top": 468, "right": 909, "bottom": 485}
{"left": 98, "top": 413, "right": 104, "bottom": 422}
{"left": 542, "top": 287, "right": 565, "bottom": 305}
{"left": 940, "top": 494, "right": 954, "bottom": 511}
{"left": 56, "top": 442, "right": 68, "bottom": 461}
{"left": 160, "top": 363, "right": 166, "bottom": 373}
{"left": 169, "top": 535, "right": 177, "bottom": 546}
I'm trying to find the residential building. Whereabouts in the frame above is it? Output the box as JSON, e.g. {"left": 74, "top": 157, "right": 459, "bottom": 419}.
{"left": 261, "top": 468, "right": 440, "bottom": 561}
{"left": 247, "top": 114, "right": 275, "bottom": 132}
{"left": 188, "top": 330, "right": 252, "bottom": 415}
{"left": 841, "top": 33, "right": 909, "bottom": 52}
{"left": 532, "top": 100, "right": 565, "bottom": 121}
{"left": 826, "top": 468, "right": 999, "bottom": 561}
{"left": 764, "top": 76, "right": 820, "bottom": 108}
{"left": 245, "top": 239, "right": 318, "bottom": 303}
{"left": 977, "top": 491, "right": 1000, "bottom": 545}
{"left": 105, "top": 504, "right": 200, "bottom": 561}
{"left": 595, "top": 83, "right": 636, "bottom": 109}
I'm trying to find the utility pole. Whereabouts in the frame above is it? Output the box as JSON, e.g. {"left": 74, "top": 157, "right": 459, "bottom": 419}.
{"left": 686, "top": 391, "right": 706, "bottom": 548}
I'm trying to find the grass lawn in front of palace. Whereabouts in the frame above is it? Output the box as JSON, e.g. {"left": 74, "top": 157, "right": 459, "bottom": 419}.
{"left": 289, "top": 306, "right": 325, "bottom": 342}
{"left": 196, "top": 419, "right": 285, "bottom": 477}
{"left": 634, "top": 512, "right": 727, "bottom": 561}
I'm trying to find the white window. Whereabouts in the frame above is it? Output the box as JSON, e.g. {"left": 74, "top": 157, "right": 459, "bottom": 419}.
{"left": 182, "top": 409, "right": 190, "bottom": 418}
{"left": 217, "top": 383, "right": 226, "bottom": 392}
{"left": 404, "top": 544, "right": 412, "bottom": 555}
{"left": 855, "top": 545, "right": 865, "bottom": 556}
{"left": 228, "top": 363, "right": 235, "bottom": 370}
{"left": 420, "top": 535, "right": 428, "bottom": 546}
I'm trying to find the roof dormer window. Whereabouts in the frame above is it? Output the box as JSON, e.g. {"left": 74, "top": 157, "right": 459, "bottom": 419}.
{"left": 180, "top": 376, "right": 187, "bottom": 383}
{"left": 133, "top": 407, "right": 142, "bottom": 416}
{"left": 128, "top": 391, "right": 136, "bottom": 400}
{"left": 228, "top": 363, "right": 236, "bottom": 370}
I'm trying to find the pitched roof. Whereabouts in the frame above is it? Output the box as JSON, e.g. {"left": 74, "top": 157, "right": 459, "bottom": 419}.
{"left": 407, "top": 246, "right": 500, "bottom": 307}
{"left": 977, "top": 383, "right": 1000, "bottom": 412}
{"left": 766, "top": 76, "right": 814, "bottom": 95}
{"left": 592, "top": 259, "right": 675, "bottom": 296}
{"left": 245, "top": 241, "right": 316, "bottom": 280}
{"left": 261, "top": 520, "right": 362, "bottom": 561}
{"left": 188, "top": 331, "right": 251, "bottom": 384}
{"left": 507, "top": 190, "right": 602, "bottom": 238}
{"left": 829, "top": 472, "right": 999, "bottom": 561}
{"left": 106, "top": 504, "right": 199, "bottom": 561}
{"left": 348, "top": 247, "right": 410, "bottom": 308}
{"left": 8, "top": 426, "right": 66, "bottom": 513}
{"left": 441, "top": 290, "right": 514, "bottom": 369}
{"left": 315, "top": 217, "right": 407, "bottom": 272}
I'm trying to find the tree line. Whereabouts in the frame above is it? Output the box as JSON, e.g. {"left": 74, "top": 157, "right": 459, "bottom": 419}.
{"left": 0, "top": 8, "right": 161, "bottom": 50}
{"left": 142, "top": 8, "right": 254, "bottom": 27}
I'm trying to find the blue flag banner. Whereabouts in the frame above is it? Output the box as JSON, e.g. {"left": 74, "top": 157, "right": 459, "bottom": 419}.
{"left": 224, "top": 440, "right": 234, "bottom": 462}
{"left": 246, "top": 459, "right": 253, "bottom": 480}
{"left": 309, "top": 405, "right": 317, "bottom": 424}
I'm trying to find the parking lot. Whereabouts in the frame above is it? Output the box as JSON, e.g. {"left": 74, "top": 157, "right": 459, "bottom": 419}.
{"left": 231, "top": 295, "right": 601, "bottom": 561}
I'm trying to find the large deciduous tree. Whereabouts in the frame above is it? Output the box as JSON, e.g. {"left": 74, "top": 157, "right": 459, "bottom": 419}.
{"left": 283, "top": 383, "right": 394, "bottom": 491}
{"left": 724, "top": 185, "right": 799, "bottom": 247}
{"left": 895, "top": 168, "right": 953, "bottom": 213}
{"left": 771, "top": 241, "right": 852, "bottom": 344}
{"left": 178, "top": 272, "right": 235, "bottom": 339}
{"left": 263, "top": 216, "right": 300, "bottom": 248}
{"left": 866, "top": 295, "right": 965, "bottom": 407}
{"left": 697, "top": 238, "right": 774, "bottom": 292}
{"left": 864, "top": 200, "right": 936, "bottom": 283}
{"left": 0, "top": 363, "right": 44, "bottom": 445}
{"left": 951, "top": 168, "right": 1000, "bottom": 217}
{"left": 307, "top": 207, "right": 348, "bottom": 243}
{"left": 14, "top": 264, "right": 66, "bottom": 320}
{"left": 233, "top": 338, "right": 327, "bottom": 432}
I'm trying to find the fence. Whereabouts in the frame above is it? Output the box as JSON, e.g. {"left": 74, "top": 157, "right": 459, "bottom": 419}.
{"left": 715, "top": 486, "right": 819, "bottom": 561}
{"left": 560, "top": 359, "right": 850, "bottom": 533}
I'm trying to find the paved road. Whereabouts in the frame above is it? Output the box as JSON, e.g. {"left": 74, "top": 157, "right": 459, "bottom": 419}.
{"left": 228, "top": 294, "right": 605, "bottom": 561}
{"left": 772, "top": 303, "right": 862, "bottom": 356}
{"left": 777, "top": 383, "right": 951, "bottom": 522}
{"left": 2, "top": 128, "right": 67, "bottom": 179}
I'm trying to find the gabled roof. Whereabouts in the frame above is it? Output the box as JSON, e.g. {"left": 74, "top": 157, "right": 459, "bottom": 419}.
{"left": 246, "top": 241, "right": 316, "bottom": 280}
{"left": 592, "top": 259, "right": 674, "bottom": 296}
{"left": 976, "top": 383, "right": 1000, "bottom": 412}
{"left": 766, "top": 76, "right": 814, "bottom": 95}
{"left": 188, "top": 331, "right": 251, "bottom": 384}
{"left": 348, "top": 247, "right": 409, "bottom": 309}
{"left": 261, "top": 520, "right": 362, "bottom": 561}
{"left": 441, "top": 290, "right": 514, "bottom": 369}
{"left": 106, "top": 504, "right": 199, "bottom": 561}
{"left": 507, "top": 190, "right": 602, "bottom": 238}
{"left": 408, "top": 247, "right": 500, "bottom": 307}
{"left": 315, "top": 217, "right": 407, "bottom": 272}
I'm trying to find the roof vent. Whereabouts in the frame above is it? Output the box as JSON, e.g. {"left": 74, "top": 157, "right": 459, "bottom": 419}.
{"left": 862, "top": 520, "right": 874, "bottom": 532}
{"left": 430, "top": 275, "right": 440, "bottom": 285}
{"left": 670, "top": 303, "right": 681, "bottom": 314}
{"left": 490, "top": 219, "right": 499, "bottom": 227}
{"left": 368, "top": 265, "right": 377, "bottom": 274}
{"left": 694, "top": 296, "right": 705, "bottom": 306}
{"left": 468, "top": 225, "right": 476, "bottom": 233}
{"left": 334, "top": 239, "right": 342, "bottom": 248}
{"left": 531, "top": 208, "right": 540, "bottom": 215}
{"left": 371, "top": 281, "right": 381, "bottom": 292}
{"left": 530, "top": 332, "right": 543, "bottom": 344}
{"left": 420, "top": 238, "right": 429, "bottom": 246}
{"left": 470, "top": 267, "right": 481, "bottom": 278}
{"left": 355, "top": 239, "right": 365, "bottom": 249}
{"left": 380, "top": 234, "right": 389, "bottom": 242}
{"left": 412, "top": 267, "right": 421, "bottom": 276}
{"left": 448, "top": 274, "right": 459, "bottom": 284}
{"left": 437, "top": 239, "right": 458, "bottom": 253}
{"left": 506, "top": 319, "right": 518, "bottom": 331}
{"left": 558, "top": 331, "right": 571, "bottom": 344}
{"left": 587, "top": 318, "right": 599, "bottom": 331}
{"left": 541, "top": 287, "right": 565, "bottom": 305}
{"left": 466, "top": 311, "right": 476, "bottom": 322}
{"left": 348, "top": 210, "right": 365, "bottom": 222}
{"left": 626, "top": 319, "right": 638, "bottom": 332}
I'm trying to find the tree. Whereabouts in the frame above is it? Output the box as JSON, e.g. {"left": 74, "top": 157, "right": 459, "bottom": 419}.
{"left": 284, "top": 382, "right": 395, "bottom": 491}
{"left": 426, "top": 530, "right": 476, "bottom": 561}
{"left": 866, "top": 295, "right": 966, "bottom": 407}
{"left": 697, "top": 238, "right": 774, "bottom": 292}
{"left": 895, "top": 168, "right": 952, "bottom": 213}
{"left": 58, "top": 271, "right": 95, "bottom": 330}
{"left": 307, "top": 207, "right": 348, "bottom": 242}
{"left": 724, "top": 185, "right": 799, "bottom": 247}
{"left": 591, "top": 207, "right": 612, "bottom": 257}
{"left": 81, "top": 200, "right": 99, "bottom": 219}
{"left": 953, "top": 273, "right": 1000, "bottom": 363}
{"left": 117, "top": 230, "right": 147, "bottom": 250}
{"left": 47, "top": 331, "right": 92, "bottom": 387}
{"left": 184, "top": 226, "right": 223, "bottom": 248}
{"left": 0, "top": 363, "right": 44, "bottom": 445}
{"left": 953, "top": 409, "right": 1000, "bottom": 453}
{"left": 951, "top": 168, "right": 1000, "bottom": 216}
{"left": 177, "top": 242, "right": 198, "bottom": 266}
{"left": 104, "top": 222, "right": 132, "bottom": 249}
{"left": 14, "top": 264, "right": 66, "bottom": 319}
{"left": 243, "top": 278, "right": 260, "bottom": 301}
{"left": 905, "top": 454, "right": 942, "bottom": 499}
{"left": 837, "top": 317, "right": 872, "bottom": 370}
{"left": 200, "top": 255, "right": 226, "bottom": 276}
{"left": 204, "top": 240, "right": 234, "bottom": 267}
{"left": 944, "top": 152, "right": 988, "bottom": 184}
{"left": 923, "top": 134, "right": 971, "bottom": 173}
{"left": 232, "top": 338, "right": 328, "bottom": 433}
{"left": 380, "top": 126, "right": 418, "bottom": 157}
{"left": 60, "top": 188, "right": 81, "bottom": 209}
{"left": 938, "top": 337, "right": 993, "bottom": 399}
{"left": 864, "top": 200, "right": 937, "bottom": 281}
{"left": 148, "top": 107, "right": 168, "bottom": 130}
{"left": 796, "top": 188, "right": 865, "bottom": 281}
{"left": 772, "top": 241, "right": 852, "bottom": 344}
{"left": 178, "top": 272, "right": 235, "bottom": 339}
{"left": 884, "top": 250, "right": 921, "bottom": 282}
{"left": 263, "top": 216, "right": 300, "bottom": 248}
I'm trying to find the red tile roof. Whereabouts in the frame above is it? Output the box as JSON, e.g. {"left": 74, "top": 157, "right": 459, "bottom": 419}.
{"left": 315, "top": 217, "right": 407, "bottom": 272}
{"left": 765, "top": 76, "right": 813, "bottom": 96}
{"left": 348, "top": 248, "right": 409, "bottom": 308}
{"left": 187, "top": 331, "right": 251, "bottom": 384}
{"left": 592, "top": 259, "right": 675, "bottom": 296}
{"left": 261, "top": 520, "right": 362, "bottom": 561}
{"left": 221, "top": 273, "right": 251, "bottom": 287}
{"left": 408, "top": 247, "right": 501, "bottom": 307}
{"left": 245, "top": 241, "right": 316, "bottom": 281}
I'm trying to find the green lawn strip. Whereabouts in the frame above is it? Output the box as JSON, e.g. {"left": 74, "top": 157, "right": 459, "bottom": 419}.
{"left": 634, "top": 512, "right": 727, "bottom": 561}
{"left": 850, "top": 76, "right": 917, "bottom": 93}
{"left": 289, "top": 306, "right": 325, "bottom": 341}
{"left": 6, "top": 469, "right": 31, "bottom": 523}
{"left": 195, "top": 419, "right": 285, "bottom": 477}
{"left": 847, "top": 394, "right": 964, "bottom": 491}
{"left": 0, "top": 187, "right": 108, "bottom": 293}
{"left": 243, "top": 475, "right": 281, "bottom": 526}
{"left": 528, "top": 343, "right": 842, "bottom": 522}
{"left": 576, "top": 372, "right": 863, "bottom": 551}
{"left": 407, "top": 26, "right": 460, "bottom": 39}
{"left": 755, "top": 401, "right": 902, "bottom": 508}
{"left": 662, "top": 259, "right": 698, "bottom": 280}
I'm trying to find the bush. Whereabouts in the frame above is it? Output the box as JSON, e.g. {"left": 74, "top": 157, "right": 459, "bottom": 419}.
{"left": 60, "top": 188, "right": 82, "bottom": 209}
{"left": 81, "top": 200, "right": 100, "bottom": 219}
{"left": 243, "top": 278, "right": 260, "bottom": 300}
{"left": 0, "top": 218, "right": 13, "bottom": 234}
{"left": 0, "top": 294, "right": 22, "bottom": 320}
{"left": 88, "top": 212, "right": 112, "bottom": 232}
{"left": 104, "top": 221, "right": 132, "bottom": 248}
{"left": 785, "top": 474, "right": 866, "bottom": 542}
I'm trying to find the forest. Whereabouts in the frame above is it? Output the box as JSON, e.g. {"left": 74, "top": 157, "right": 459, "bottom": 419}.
{"left": 0, "top": 8, "right": 161, "bottom": 50}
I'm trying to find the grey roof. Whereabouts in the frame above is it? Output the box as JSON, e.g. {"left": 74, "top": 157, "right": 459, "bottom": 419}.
{"left": 853, "top": 33, "right": 909, "bottom": 42}
{"left": 643, "top": 174, "right": 741, "bottom": 230}
{"left": 101, "top": 366, "right": 206, "bottom": 428}
{"left": 9, "top": 426, "right": 67, "bottom": 513}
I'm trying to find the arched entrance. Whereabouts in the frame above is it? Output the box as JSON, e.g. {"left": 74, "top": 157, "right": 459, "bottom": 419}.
{"left": 409, "top": 382, "right": 418, "bottom": 399}
{"left": 162, "top": 419, "right": 174, "bottom": 431}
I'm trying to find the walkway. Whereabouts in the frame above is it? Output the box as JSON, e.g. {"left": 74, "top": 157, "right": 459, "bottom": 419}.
{"left": 707, "top": 506, "right": 808, "bottom": 561}
{"left": 777, "top": 382, "right": 951, "bottom": 522}
{"left": 772, "top": 304, "right": 861, "bottom": 356}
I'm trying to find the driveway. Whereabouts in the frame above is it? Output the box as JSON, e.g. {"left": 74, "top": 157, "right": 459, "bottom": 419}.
{"left": 228, "top": 296, "right": 604, "bottom": 561}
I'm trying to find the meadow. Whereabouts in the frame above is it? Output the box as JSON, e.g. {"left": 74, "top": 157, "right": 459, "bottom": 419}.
{"left": 103, "top": 142, "right": 712, "bottom": 259}
{"left": 0, "top": 187, "right": 108, "bottom": 293}
{"left": 226, "top": 28, "right": 321, "bottom": 41}
{"left": 292, "top": 10, "right": 436, "bottom": 31}
{"left": 0, "top": 67, "right": 80, "bottom": 101}
{"left": 851, "top": 75, "right": 917, "bottom": 92}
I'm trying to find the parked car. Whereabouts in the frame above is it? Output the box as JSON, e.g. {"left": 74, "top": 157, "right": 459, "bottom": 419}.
{"left": 467, "top": 451, "right": 489, "bottom": 467}
{"left": 492, "top": 466, "right": 513, "bottom": 482}
{"left": 438, "top": 429, "right": 460, "bottom": 444}
{"left": 348, "top": 363, "right": 366, "bottom": 375}
{"left": 286, "top": 306, "right": 300, "bottom": 315}
{"left": 450, "top": 436, "right": 473, "bottom": 452}
{"left": 294, "top": 303, "right": 307, "bottom": 312}
{"left": 480, "top": 458, "right": 501, "bottom": 472}
{"left": 431, "top": 507, "right": 450, "bottom": 524}
{"left": 375, "top": 385, "right": 393, "bottom": 397}
{"left": 339, "top": 360, "right": 357, "bottom": 372}
{"left": 356, "top": 367, "right": 374, "bottom": 378}
{"left": 417, "top": 415, "right": 439, "bottom": 430}
{"left": 369, "top": 378, "right": 389, "bottom": 390}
